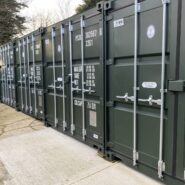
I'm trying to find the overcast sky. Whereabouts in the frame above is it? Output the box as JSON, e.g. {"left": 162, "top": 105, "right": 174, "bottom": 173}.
{"left": 21, "top": 0, "right": 83, "bottom": 33}
{"left": 22, "top": 0, "right": 82, "bottom": 15}
{"left": 21, "top": 0, "right": 83, "bottom": 17}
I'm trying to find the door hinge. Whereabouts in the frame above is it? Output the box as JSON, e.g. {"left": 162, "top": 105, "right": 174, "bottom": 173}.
{"left": 106, "top": 59, "right": 114, "bottom": 65}
{"left": 106, "top": 101, "right": 114, "bottom": 107}
{"left": 106, "top": 15, "right": 113, "bottom": 21}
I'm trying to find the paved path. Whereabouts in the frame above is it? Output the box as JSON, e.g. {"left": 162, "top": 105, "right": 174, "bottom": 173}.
{"left": 0, "top": 103, "right": 163, "bottom": 185}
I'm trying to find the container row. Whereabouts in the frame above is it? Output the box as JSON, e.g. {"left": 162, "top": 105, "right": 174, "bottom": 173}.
{"left": 0, "top": 1, "right": 185, "bottom": 185}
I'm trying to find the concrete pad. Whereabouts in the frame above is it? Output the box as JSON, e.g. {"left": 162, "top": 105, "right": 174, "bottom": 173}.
{"left": 0, "top": 129, "right": 112, "bottom": 185}
{"left": 0, "top": 103, "right": 45, "bottom": 139}
{"left": 0, "top": 104, "right": 163, "bottom": 185}
{"left": 0, "top": 128, "right": 163, "bottom": 185}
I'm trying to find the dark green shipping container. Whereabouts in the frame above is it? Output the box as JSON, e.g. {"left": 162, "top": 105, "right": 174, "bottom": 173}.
{"left": 14, "top": 28, "right": 45, "bottom": 119}
{"left": 104, "top": 0, "right": 185, "bottom": 184}
{"left": 0, "top": 1, "right": 185, "bottom": 185}
{"left": 44, "top": 4, "right": 104, "bottom": 150}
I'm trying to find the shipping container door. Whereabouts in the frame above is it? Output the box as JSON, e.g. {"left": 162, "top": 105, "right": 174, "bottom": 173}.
{"left": 106, "top": 0, "right": 169, "bottom": 174}
{"left": 44, "top": 24, "right": 69, "bottom": 130}
{"left": 68, "top": 7, "right": 104, "bottom": 145}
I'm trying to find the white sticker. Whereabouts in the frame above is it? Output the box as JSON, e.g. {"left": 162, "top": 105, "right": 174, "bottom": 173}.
{"left": 114, "top": 18, "right": 124, "bottom": 28}
{"left": 142, "top": 82, "right": 157, "bottom": 89}
{"left": 45, "top": 39, "right": 50, "bottom": 45}
{"left": 89, "top": 110, "right": 97, "bottom": 127}
{"left": 147, "top": 25, "right": 156, "bottom": 39}
{"left": 36, "top": 44, "right": 40, "bottom": 49}
{"left": 93, "top": 134, "right": 99, "bottom": 139}
{"left": 57, "top": 77, "right": 63, "bottom": 82}
{"left": 58, "top": 45, "right": 61, "bottom": 53}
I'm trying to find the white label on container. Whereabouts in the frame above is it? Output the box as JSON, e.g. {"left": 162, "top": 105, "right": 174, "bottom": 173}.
{"left": 142, "top": 82, "right": 157, "bottom": 89}
{"left": 147, "top": 25, "right": 156, "bottom": 39}
{"left": 89, "top": 110, "right": 97, "bottom": 127}
{"left": 114, "top": 18, "right": 124, "bottom": 28}
{"left": 93, "top": 134, "right": 99, "bottom": 139}
{"left": 36, "top": 44, "right": 40, "bottom": 49}
{"left": 45, "top": 39, "right": 50, "bottom": 45}
{"left": 57, "top": 77, "right": 63, "bottom": 82}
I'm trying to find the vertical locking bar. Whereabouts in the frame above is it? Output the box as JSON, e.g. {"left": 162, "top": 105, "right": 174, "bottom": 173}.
{"left": 158, "top": 0, "right": 169, "bottom": 179}
{"left": 52, "top": 27, "right": 57, "bottom": 127}
{"left": 18, "top": 41, "right": 24, "bottom": 110}
{"left": 27, "top": 37, "right": 32, "bottom": 114}
{"left": 133, "top": 0, "right": 139, "bottom": 166}
{"left": 69, "top": 21, "right": 75, "bottom": 135}
{"left": 61, "top": 24, "right": 66, "bottom": 131}
{"left": 8, "top": 45, "right": 12, "bottom": 106}
{"left": 81, "top": 16, "right": 86, "bottom": 141}
{"left": 23, "top": 39, "right": 28, "bottom": 112}
{"left": 32, "top": 34, "right": 37, "bottom": 117}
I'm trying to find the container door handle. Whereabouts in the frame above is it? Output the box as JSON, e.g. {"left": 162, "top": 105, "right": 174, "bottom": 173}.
{"left": 116, "top": 93, "right": 134, "bottom": 102}
{"left": 138, "top": 95, "right": 161, "bottom": 106}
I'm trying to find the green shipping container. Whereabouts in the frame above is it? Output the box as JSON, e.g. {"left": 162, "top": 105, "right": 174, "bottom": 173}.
{"left": 104, "top": 0, "right": 185, "bottom": 184}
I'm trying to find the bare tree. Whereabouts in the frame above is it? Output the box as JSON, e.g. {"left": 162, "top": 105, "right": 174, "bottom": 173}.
{"left": 24, "top": 7, "right": 57, "bottom": 33}
{"left": 56, "top": 0, "right": 73, "bottom": 20}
